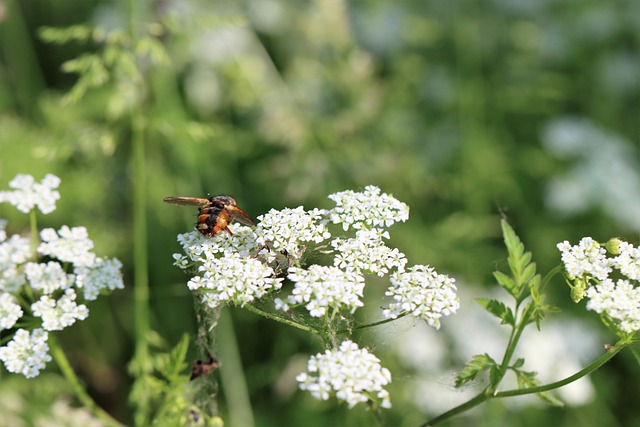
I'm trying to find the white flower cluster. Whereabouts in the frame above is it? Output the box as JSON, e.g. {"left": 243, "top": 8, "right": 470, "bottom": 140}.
{"left": 0, "top": 329, "right": 52, "bottom": 378}
{"left": 558, "top": 237, "right": 640, "bottom": 334}
{"left": 0, "top": 174, "right": 61, "bottom": 214}
{"left": 0, "top": 174, "right": 124, "bottom": 378}
{"left": 328, "top": 185, "right": 409, "bottom": 231}
{"left": 557, "top": 237, "right": 611, "bottom": 281}
{"left": 256, "top": 207, "right": 331, "bottom": 259}
{"left": 296, "top": 340, "right": 392, "bottom": 409}
{"left": 383, "top": 265, "right": 460, "bottom": 329}
{"left": 281, "top": 266, "right": 365, "bottom": 317}
{"left": 187, "top": 254, "right": 282, "bottom": 308}
{"left": 586, "top": 279, "right": 640, "bottom": 334}
{"left": 332, "top": 229, "right": 407, "bottom": 276}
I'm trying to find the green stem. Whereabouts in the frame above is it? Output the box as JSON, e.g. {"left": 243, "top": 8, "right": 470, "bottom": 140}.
{"left": 244, "top": 304, "right": 318, "bottom": 336}
{"left": 421, "top": 389, "right": 489, "bottom": 427}
{"left": 49, "top": 335, "right": 125, "bottom": 427}
{"left": 495, "top": 340, "right": 627, "bottom": 398}
{"left": 338, "top": 311, "right": 411, "bottom": 334}
{"left": 422, "top": 340, "right": 629, "bottom": 426}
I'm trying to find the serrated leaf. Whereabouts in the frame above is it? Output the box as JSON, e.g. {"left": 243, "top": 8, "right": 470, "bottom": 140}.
{"left": 493, "top": 271, "right": 517, "bottom": 295}
{"left": 521, "top": 262, "right": 537, "bottom": 284}
{"left": 456, "top": 354, "right": 498, "bottom": 387}
{"left": 476, "top": 298, "right": 515, "bottom": 326}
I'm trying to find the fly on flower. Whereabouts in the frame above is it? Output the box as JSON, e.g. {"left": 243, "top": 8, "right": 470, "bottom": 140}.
{"left": 163, "top": 195, "right": 255, "bottom": 236}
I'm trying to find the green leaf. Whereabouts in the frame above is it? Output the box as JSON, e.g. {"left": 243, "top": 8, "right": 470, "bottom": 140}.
{"left": 455, "top": 354, "right": 499, "bottom": 387}
{"left": 476, "top": 298, "right": 515, "bottom": 326}
{"left": 493, "top": 271, "right": 516, "bottom": 296}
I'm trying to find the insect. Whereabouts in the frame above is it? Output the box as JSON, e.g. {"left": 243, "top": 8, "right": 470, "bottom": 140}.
{"left": 163, "top": 195, "right": 255, "bottom": 236}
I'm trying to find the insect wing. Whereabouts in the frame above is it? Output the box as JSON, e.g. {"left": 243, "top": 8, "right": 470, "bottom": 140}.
{"left": 163, "top": 196, "right": 210, "bottom": 207}
{"left": 227, "top": 205, "right": 255, "bottom": 226}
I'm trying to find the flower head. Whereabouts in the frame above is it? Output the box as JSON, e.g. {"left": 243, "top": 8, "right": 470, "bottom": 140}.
{"left": 0, "top": 174, "right": 61, "bottom": 214}
{"left": 0, "top": 329, "right": 52, "bottom": 378}
{"left": 31, "top": 289, "right": 89, "bottom": 331}
{"left": 332, "top": 228, "right": 407, "bottom": 276}
{"left": 296, "top": 340, "right": 392, "bottom": 408}
{"left": 38, "top": 226, "right": 96, "bottom": 266}
{"left": 0, "top": 234, "right": 31, "bottom": 293}
{"left": 557, "top": 238, "right": 612, "bottom": 281}
{"left": 586, "top": 279, "right": 640, "bottom": 333}
{"left": 383, "top": 265, "right": 459, "bottom": 329}
{"left": 25, "top": 261, "right": 74, "bottom": 295}
{"left": 74, "top": 258, "right": 124, "bottom": 301}
{"left": 188, "top": 253, "right": 281, "bottom": 308}
{"left": 285, "top": 265, "right": 365, "bottom": 317}
{"left": 255, "top": 207, "right": 331, "bottom": 259}
{"left": 328, "top": 185, "right": 409, "bottom": 231}
{"left": 0, "top": 293, "right": 23, "bottom": 330}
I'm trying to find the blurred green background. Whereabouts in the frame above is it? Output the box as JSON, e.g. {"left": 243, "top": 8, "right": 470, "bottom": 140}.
{"left": 1, "top": 0, "right": 639, "bottom": 426}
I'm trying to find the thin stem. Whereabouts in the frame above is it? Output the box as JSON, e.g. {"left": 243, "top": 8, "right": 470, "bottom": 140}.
{"left": 421, "top": 389, "right": 489, "bottom": 427}
{"left": 244, "top": 304, "right": 319, "bottom": 336}
{"left": 422, "top": 340, "right": 630, "bottom": 426}
{"left": 49, "top": 335, "right": 125, "bottom": 427}
{"left": 339, "top": 311, "right": 411, "bottom": 334}
{"left": 495, "top": 340, "right": 628, "bottom": 398}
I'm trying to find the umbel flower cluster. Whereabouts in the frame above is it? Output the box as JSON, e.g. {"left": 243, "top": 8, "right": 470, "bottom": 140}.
{"left": 0, "top": 174, "right": 124, "bottom": 378}
{"left": 173, "top": 185, "right": 460, "bottom": 408}
{"left": 558, "top": 237, "right": 640, "bottom": 334}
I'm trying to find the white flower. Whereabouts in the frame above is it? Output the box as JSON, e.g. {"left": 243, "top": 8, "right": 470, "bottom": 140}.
{"left": 31, "top": 289, "right": 89, "bottom": 331}
{"left": 285, "top": 265, "right": 365, "bottom": 317}
{"left": 586, "top": 279, "right": 640, "bottom": 333}
{"left": 38, "top": 226, "right": 96, "bottom": 267}
{"left": 0, "top": 328, "right": 52, "bottom": 378}
{"left": 74, "top": 258, "right": 124, "bottom": 301}
{"left": 332, "top": 228, "right": 407, "bottom": 276}
{"left": 255, "top": 207, "right": 331, "bottom": 259}
{"left": 188, "top": 253, "right": 281, "bottom": 308}
{"left": 611, "top": 241, "right": 640, "bottom": 281}
{"left": 557, "top": 238, "right": 612, "bottom": 281}
{"left": 383, "top": 265, "right": 460, "bottom": 329}
{"left": 0, "top": 293, "right": 23, "bottom": 330}
{"left": 25, "top": 261, "right": 74, "bottom": 294}
{"left": 177, "top": 226, "right": 260, "bottom": 262}
{"left": 296, "top": 340, "right": 392, "bottom": 409}
{"left": 0, "top": 174, "right": 61, "bottom": 214}
{"left": 328, "top": 185, "right": 409, "bottom": 231}
{"left": 0, "top": 234, "right": 31, "bottom": 292}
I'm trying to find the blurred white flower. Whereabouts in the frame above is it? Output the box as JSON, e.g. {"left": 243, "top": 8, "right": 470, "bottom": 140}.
{"left": 0, "top": 174, "right": 61, "bottom": 214}
{"left": 74, "top": 258, "right": 124, "bottom": 301}
{"left": 38, "top": 226, "right": 96, "bottom": 267}
{"left": 31, "top": 289, "right": 89, "bottom": 331}
{"left": 0, "top": 329, "right": 52, "bottom": 378}
{"left": 25, "top": 261, "right": 74, "bottom": 295}
{"left": 383, "top": 265, "right": 459, "bottom": 329}
{"left": 285, "top": 265, "right": 365, "bottom": 317}
{"left": 328, "top": 185, "right": 409, "bottom": 231}
{"left": 543, "top": 118, "right": 640, "bottom": 231}
{"left": 296, "top": 340, "right": 392, "bottom": 408}
{"left": 332, "top": 228, "right": 407, "bottom": 276}
{"left": 0, "top": 292, "right": 23, "bottom": 330}
{"left": 0, "top": 234, "right": 31, "bottom": 293}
